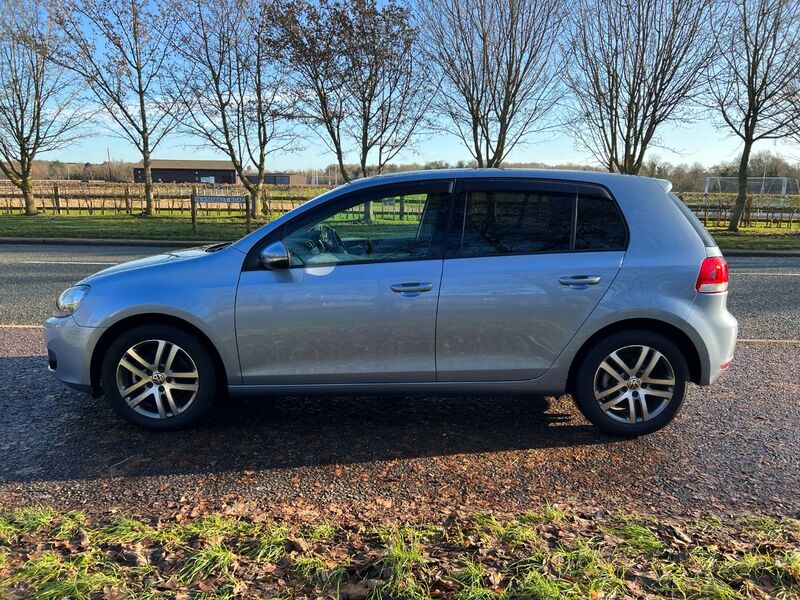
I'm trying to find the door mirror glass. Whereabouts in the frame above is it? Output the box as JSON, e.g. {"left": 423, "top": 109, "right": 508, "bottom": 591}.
{"left": 259, "top": 241, "right": 290, "bottom": 270}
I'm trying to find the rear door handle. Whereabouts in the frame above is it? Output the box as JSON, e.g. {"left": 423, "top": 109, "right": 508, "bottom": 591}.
{"left": 558, "top": 275, "right": 602, "bottom": 287}
{"left": 391, "top": 282, "right": 434, "bottom": 294}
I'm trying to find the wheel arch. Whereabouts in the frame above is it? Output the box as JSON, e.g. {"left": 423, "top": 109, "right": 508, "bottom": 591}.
{"left": 90, "top": 313, "right": 228, "bottom": 395}
{"left": 565, "top": 317, "right": 703, "bottom": 393}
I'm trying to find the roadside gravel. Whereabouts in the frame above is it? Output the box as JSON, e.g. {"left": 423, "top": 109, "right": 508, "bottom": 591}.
{"left": 0, "top": 335, "right": 797, "bottom": 521}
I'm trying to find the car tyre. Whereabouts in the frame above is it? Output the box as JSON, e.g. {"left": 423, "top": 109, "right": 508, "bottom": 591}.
{"left": 573, "top": 329, "right": 689, "bottom": 437}
{"left": 101, "top": 324, "right": 217, "bottom": 430}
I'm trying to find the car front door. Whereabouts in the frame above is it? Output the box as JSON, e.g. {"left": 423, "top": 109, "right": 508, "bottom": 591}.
{"left": 235, "top": 181, "right": 453, "bottom": 385}
{"left": 435, "top": 179, "right": 628, "bottom": 382}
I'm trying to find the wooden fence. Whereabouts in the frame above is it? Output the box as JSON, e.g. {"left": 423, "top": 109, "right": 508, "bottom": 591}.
{"left": 2, "top": 182, "right": 798, "bottom": 230}
{"left": 0, "top": 181, "right": 329, "bottom": 218}
{"left": 677, "top": 192, "right": 800, "bottom": 229}
{"left": 0, "top": 181, "right": 430, "bottom": 228}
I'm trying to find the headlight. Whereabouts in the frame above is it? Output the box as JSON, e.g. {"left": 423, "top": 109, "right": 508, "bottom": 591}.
{"left": 54, "top": 285, "right": 90, "bottom": 317}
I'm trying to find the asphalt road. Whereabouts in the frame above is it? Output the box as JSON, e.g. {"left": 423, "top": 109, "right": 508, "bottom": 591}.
{"left": 0, "top": 244, "right": 798, "bottom": 520}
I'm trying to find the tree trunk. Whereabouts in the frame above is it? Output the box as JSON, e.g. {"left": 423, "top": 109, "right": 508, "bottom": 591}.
{"left": 729, "top": 140, "right": 753, "bottom": 232}
{"left": 142, "top": 151, "right": 154, "bottom": 215}
{"left": 245, "top": 190, "right": 252, "bottom": 233}
{"left": 335, "top": 145, "right": 350, "bottom": 183}
{"left": 22, "top": 177, "right": 37, "bottom": 216}
{"left": 249, "top": 187, "right": 259, "bottom": 221}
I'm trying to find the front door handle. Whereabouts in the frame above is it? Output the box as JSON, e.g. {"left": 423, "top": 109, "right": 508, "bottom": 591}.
{"left": 558, "top": 275, "right": 602, "bottom": 288}
{"left": 391, "top": 282, "right": 434, "bottom": 294}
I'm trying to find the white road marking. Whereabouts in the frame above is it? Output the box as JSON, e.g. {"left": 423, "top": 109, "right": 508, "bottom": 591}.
{"left": 15, "top": 260, "right": 117, "bottom": 265}
{"left": 733, "top": 272, "right": 800, "bottom": 276}
{"left": 0, "top": 324, "right": 43, "bottom": 329}
{"left": 739, "top": 338, "right": 800, "bottom": 344}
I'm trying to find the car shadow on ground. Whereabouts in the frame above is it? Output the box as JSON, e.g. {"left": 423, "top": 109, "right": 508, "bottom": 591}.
{"left": 0, "top": 356, "right": 609, "bottom": 484}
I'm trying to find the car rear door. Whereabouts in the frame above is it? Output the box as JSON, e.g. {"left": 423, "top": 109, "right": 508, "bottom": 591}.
{"left": 235, "top": 180, "right": 453, "bottom": 385}
{"left": 435, "top": 179, "right": 627, "bottom": 382}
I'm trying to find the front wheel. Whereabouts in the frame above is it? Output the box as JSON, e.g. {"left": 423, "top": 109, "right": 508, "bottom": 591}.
{"left": 100, "top": 324, "right": 217, "bottom": 430}
{"left": 573, "top": 330, "right": 689, "bottom": 437}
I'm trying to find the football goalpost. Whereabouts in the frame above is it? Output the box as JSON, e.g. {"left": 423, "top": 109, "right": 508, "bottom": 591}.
{"left": 698, "top": 176, "right": 800, "bottom": 228}
{"left": 703, "top": 176, "right": 800, "bottom": 204}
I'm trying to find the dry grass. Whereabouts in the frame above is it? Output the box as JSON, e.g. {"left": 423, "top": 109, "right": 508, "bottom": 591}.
{"left": 1, "top": 506, "right": 797, "bottom": 599}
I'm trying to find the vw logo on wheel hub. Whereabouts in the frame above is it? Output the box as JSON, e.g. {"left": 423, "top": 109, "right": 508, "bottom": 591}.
{"left": 626, "top": 377, "right": 641, "bottom": 391}
{"left": 151, "top": 371, "right": 166, "bottom": 385}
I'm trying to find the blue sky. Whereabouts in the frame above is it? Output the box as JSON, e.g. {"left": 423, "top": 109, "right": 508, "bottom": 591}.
{"left": 46, "top": 116, "right": 799, "bottom": 171}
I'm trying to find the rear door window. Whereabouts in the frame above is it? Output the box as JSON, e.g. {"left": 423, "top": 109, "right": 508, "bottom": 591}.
{"left": 455, "top": 184, "right": 574, "bottom": 257}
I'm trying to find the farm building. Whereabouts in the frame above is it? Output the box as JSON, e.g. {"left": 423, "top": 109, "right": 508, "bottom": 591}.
{"left": 244, "top": 173, "right": 306, "bottom": 186}
{"left": 133, "top": 159, "right": 238, "bottom": 184}
{"left": 133, "top": 159, "right": 306, "bottom": 186}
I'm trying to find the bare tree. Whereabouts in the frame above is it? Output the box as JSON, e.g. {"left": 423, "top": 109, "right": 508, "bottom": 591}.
{"left": 341, "top": 0, "right": 431, "bottom": 178}
{"left": 0, "top": 0, "right": 86, "bottom": 215}
{"left": 170, "top": 0, "right": 296, "bottom": 226}
{"left": 277, "top": 0, "right": 429, "bottom": 181}
{"left": 564, "top": 0, "right": 715, "bottom": 175}
{"left": 275, "top": 0, "right": 348, "bottom": 180}
{"left": 53, "top": 0, "right": 182, "bottom": 214}
{"left": 418, "top": 0, "right": 565, "bottom": 168}
{"left": 708, "top": 0, "right": 800, "bottom": 231}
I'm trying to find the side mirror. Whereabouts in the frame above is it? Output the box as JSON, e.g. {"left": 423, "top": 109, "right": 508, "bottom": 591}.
{"left": 259, "top": 241, "right": 291, "bottom": 270}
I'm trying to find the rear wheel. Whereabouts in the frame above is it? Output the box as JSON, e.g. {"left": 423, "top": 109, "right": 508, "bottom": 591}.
{"left": 573, "top": 330, "right": 688, "bottom": 437}
{"left": 101, "top": 324, "right": 217, "bottom": 430}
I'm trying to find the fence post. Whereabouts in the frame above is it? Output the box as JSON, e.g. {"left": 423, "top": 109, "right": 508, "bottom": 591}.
{"left": 53, "top": 183, "right": 61, "bottom": 215}
{"left": 363, "top": 200, "right": 373, "bottom": 223}
{"left": 191, "top": 186, "right": 197, "bottom": 232}
{"left": 124, "top": 185, "right": 131, "bottom": 214}
{"left": 702, "top": 190, "right": 708, "bottom": 226}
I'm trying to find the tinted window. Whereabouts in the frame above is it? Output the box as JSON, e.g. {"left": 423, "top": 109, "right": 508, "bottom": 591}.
{"left": 283, "top": 190, "right": 450, "bottom": 266}
{"left": 458, "top": 189, "right": 573, "bottom": 256}
{"left": 575, "top": 187, "right": 627, "bottom": 250}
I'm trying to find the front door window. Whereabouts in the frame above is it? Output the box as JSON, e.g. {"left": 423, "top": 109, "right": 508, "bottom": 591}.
{"left": 283, "top": 190, "right": 450, "bottom": 266}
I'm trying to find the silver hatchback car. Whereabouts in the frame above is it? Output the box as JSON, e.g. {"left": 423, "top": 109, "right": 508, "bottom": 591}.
{"left": 45, "top": 169, "right": 737, "bottom": 436}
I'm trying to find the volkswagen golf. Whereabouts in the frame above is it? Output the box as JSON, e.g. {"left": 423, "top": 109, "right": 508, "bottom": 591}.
{"left": 45, "top": 169, "right": 737, "bottom": 436}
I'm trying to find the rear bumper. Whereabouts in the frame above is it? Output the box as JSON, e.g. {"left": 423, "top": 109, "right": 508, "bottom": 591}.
{"left": 43, "top": 316, "right": 103, "bottom": 394}
{"left": 688, "top": 292, "right": 738, "bottom": 385}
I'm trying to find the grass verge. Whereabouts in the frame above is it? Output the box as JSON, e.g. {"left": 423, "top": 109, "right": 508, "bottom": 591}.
{"left": 0, "top": 213, "right": 261, "bottom": 242}
{"left": 0, "top": 505, "right": 797, "bottom": 599}
{"left": 708, "top": 226, "right": 800, "bottom": 251}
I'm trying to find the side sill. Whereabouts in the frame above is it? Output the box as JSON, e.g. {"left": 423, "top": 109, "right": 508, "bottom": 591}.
{"left": 228, "top": 381, "right": 564, "bottom": 397}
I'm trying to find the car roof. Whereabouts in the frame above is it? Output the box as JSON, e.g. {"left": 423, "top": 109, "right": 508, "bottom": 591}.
{"left": 341, "top": 168, "right": 667, "bottom": 191}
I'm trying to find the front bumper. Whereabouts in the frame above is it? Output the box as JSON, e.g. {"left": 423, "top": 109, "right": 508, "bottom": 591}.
{"left": 44, "top": 316, "right": 104, "bottom": 394}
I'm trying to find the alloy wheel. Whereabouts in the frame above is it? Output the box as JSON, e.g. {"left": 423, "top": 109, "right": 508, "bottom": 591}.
{"left": 593, "top": 344, "right": 676, "bottom": 424}
{"left": 115, "top": 339, "right": 200, "bottom": 419}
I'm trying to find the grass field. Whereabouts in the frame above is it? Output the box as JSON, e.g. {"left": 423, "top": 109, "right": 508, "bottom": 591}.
{"left": 1, "top": 505, "right": 797, "bottom": 599}
{"left": 0, "top": 213, "right": 261, "bottom": 242}
{"left": 1, "top": 213, "right": 799, "bottom": 250}
{"left": 707, "top": 226, "right": 800, "bottom": 250}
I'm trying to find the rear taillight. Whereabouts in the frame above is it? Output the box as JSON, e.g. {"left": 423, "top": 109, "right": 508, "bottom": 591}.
{"left": 696, "top": 256, "right": 729, "bottom": 293}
